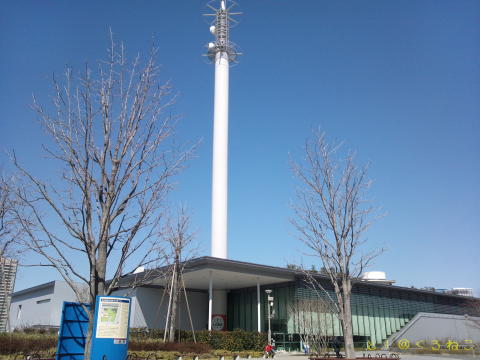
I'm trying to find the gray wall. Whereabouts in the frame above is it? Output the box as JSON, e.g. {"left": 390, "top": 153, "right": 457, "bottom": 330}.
{"left": 9, "top": 281, "right": 80, "bottom": 330}
{"left": 389, "top": 312, "right": 480, "bottom": 343}
{"left": 112, "top": 287, "right": 208, "bottom": 330}
{"left": 10, "top": 282, "right": 209, "bottom": 331}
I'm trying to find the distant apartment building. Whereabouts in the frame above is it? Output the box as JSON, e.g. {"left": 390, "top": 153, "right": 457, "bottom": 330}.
{"left": 451, "top": 288, "right": 474, "bottom": 297}
{"left": 0, "top": 257, "right": 18, "bottom": 332}
{"left": 432, "top": 287, "right": 475, "bottom": 297}
{"left": 9, "top": 281, "right": 81, "bottom": 330}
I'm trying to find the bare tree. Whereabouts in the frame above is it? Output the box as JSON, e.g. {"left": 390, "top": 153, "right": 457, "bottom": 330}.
{"left": 162, "top": 206, "right": 196, "bottom": 343}
{"left": 289, "top": 296, "right": 333, "bottom": 354}
{"left": 11, "top": 36, "right": 193, "bottom": 357}
{"left": 291, "top": 130, "right": 382, "bottom": 358}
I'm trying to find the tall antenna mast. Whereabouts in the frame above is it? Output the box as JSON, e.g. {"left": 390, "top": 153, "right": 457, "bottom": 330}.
{"left": 204, "top": 0, "right": 241, "bottom": 259}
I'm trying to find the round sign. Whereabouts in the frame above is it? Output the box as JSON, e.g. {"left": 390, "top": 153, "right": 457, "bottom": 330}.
{"left": 211, "top": 315, "right": 225, "bottom": 331}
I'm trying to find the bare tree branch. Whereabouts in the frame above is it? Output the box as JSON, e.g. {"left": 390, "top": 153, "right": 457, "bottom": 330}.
{"left": 10, "top": 35, "right": 194, "bottom": 357}
{"left": 291, "top": 129, "right": 384, "bottom": 357}
{"left": 161, "top": 205, "right": 198, "bottom": 342}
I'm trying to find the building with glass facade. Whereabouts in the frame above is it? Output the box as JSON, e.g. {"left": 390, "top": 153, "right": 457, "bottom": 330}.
{"left": 116, "top": 257, "right": 477, "bottom": 348}
{"left": 227, "top": 274, "right": 475, "bottom": 348}
{"left": 10, "top": 257, "right": 479, "bottom": 348}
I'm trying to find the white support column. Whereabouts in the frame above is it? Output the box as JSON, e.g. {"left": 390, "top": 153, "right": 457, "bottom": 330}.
{"left": 257, "top": 280, "right": 261, "bottom": 332}
{"left": 211, "top": 51, "right": 230, "bottom": 259}
{"left": 208, "top": 271, "right": 213, "bottom": 331}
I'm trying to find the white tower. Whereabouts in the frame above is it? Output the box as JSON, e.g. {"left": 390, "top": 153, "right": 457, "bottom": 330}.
{"left": 205, "top": 0, "right": 240, "bottom": 259}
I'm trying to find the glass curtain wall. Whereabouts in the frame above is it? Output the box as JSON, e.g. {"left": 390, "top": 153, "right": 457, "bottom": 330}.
{"left": 227, "top": 279, "right": 473, "bottom": 346}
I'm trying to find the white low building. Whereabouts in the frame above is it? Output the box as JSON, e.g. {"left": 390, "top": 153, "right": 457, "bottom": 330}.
{"left": 9, "top": 281, "right": 80, "bottom": 330}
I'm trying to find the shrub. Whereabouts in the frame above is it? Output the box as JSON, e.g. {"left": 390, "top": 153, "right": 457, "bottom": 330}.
{"left": 0, "top": 333, "right": 57, "bottom": 355}
{"left": 129, "top": 328, "right": 267, "bottom": 352}
{"left": 0, "top": 328, "right": 267, "bottom": 355}
{"left": 128, "top": 340, "right": 211, "bottom": 353}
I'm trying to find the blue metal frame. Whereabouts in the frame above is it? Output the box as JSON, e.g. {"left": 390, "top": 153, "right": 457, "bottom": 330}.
{"left": 56, "top": 302, "right": 90, "bottom": 360}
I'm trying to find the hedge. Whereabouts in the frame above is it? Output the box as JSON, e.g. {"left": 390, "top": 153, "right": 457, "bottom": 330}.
{"left": 0, "top": 329, "right": 268, "bottom": 355}
{"left": 130, "top": 329, "right": 267, "bottom": 352}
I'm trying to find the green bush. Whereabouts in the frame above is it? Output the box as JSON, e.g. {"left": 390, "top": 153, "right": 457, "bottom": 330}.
{"left": 129, "top": 340, "right": 211, "bottom": 353}
{"left": 129, "top": 328, "right": 267, "bottom": 352}
{"left": 0, "top": 328, "right": 267, "bottom": 355}
{"left": 188, "top": 330, "right": 266, "bottom": 352}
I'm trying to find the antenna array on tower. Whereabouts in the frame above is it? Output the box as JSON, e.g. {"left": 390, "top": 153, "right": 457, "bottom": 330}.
{"left": 204, "top": 0, "right": 242, "bottom": 63}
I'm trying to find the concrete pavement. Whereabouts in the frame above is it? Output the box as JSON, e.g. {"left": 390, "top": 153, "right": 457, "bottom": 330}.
{"left": 268, "top": 351, "right": 478, "bottom": 360}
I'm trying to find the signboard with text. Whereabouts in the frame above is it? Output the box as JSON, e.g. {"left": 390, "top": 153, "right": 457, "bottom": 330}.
{"left": 90, "top": 296, "right": 131, "bottom": 359}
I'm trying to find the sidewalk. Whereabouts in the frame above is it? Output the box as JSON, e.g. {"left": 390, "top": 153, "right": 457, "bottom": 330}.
{"left": 268, "top": 351, "right": 477, "bottom": 360}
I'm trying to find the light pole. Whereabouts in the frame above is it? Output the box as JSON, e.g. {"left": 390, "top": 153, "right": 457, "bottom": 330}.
{"left": 265, "top": 289, "right": 274, "bottom": 345}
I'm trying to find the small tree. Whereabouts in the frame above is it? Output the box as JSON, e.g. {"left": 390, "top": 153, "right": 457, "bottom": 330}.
{"left": 291, "top": 130, "right": 382, "bottom": 358}
{"left": 289, "top": 296, "right": 333, "bottom": 354}
{"left": 11, "top": 36, "right": 192, "bottom": 357}
{"left": 162, "top": 206, "right": 196, "bottom": 342}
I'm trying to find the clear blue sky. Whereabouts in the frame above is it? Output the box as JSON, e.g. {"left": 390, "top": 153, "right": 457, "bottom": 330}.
{"left": 1, "top": 1, "right": 479, "bottom": 295}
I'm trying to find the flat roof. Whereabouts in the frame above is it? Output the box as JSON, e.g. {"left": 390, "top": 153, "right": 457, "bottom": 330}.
{"left": 117, "top": 256, "right": 478, "bottom": 301}
{"left": 12, "top": 281, "right": 56, "bottom": 298}
{"left": 12, "top": 258, "right": 475, "bottom": 302}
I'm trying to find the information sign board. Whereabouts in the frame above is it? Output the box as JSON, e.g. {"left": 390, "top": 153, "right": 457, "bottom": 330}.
{"left": 90, "top": 296, "right": 131, "bottom": 360}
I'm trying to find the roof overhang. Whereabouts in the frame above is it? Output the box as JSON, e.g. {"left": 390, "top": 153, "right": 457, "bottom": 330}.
{"left": 118, "top": 256, "right": 296, "bottom": 291}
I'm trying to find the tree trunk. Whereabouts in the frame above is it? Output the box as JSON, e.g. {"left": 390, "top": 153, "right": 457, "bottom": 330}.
{"left": 168, "top": 257, "right": 180, "bottom": 342}
{"left": 84, "top": 272, "right": 97, "bottom": 358}
{"left": 341, "top": 283, "right": 356, "bottom": 359}
{"left": 168, "top": 277, "right": 178, "bottom": 342}
{"left": 84, "top": 309, "right": 95, "bottom": 360}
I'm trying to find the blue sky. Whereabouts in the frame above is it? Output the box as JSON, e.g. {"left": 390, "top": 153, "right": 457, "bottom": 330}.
{"left": 1, "top": 0, "right": 479, "bottom": 295}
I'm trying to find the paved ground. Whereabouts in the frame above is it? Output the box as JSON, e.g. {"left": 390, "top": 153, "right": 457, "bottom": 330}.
{"left": 269, "top": 351, "right": 479, "bottom": 360}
